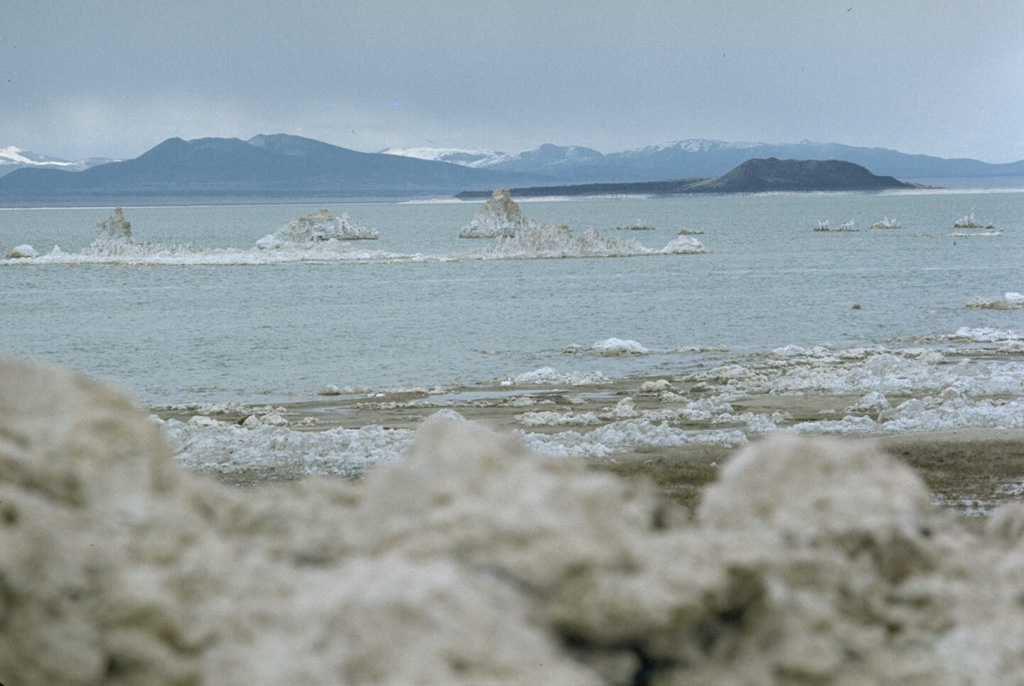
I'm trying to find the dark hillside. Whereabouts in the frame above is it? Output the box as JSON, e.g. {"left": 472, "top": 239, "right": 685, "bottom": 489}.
{"left": 690, "top": 158, "right": 915, "bottom": 193}
{"left": 456, "top": 158, "right": 915, "bottom": 199}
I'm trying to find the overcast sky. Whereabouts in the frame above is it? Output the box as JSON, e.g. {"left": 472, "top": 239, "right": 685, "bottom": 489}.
{"left": 3, "top": 1, "right": 1023, "bottom": 163}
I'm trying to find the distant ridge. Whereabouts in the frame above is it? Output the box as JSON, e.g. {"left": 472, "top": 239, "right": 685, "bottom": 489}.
{"left": 3, "top": 133, "right": 1018, "bottom": 206}
{"left": 455, "top": 158, "right": 916, "bottom": 199}
{"left": 0, "top": 134, "right": 549, "bottom": 206}
{"left": 398, "top": 139, "right": 1024, "bottom": 184}
{"left": 0, "top": 146, "right": 116, "bottom": 178}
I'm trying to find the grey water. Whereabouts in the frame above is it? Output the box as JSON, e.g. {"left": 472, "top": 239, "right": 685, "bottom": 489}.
{"left": 1, "top": 190, "right": 1021, "bottom": 405}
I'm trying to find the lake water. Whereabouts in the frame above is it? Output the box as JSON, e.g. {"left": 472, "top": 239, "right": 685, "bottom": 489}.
{"left": 1, "top": 190, "right": 1022, "bottom": 408}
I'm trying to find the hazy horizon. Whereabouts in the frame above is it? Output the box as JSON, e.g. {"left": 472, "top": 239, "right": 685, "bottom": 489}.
{"left": 3, "top": 2, "right": 1023, "bottom": 164}
{"left": 12, "top": 132, "right": 1024, "bottom": 168}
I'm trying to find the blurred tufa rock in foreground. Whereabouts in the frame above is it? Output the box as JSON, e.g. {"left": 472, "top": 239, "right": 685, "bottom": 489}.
{"left": 4, "top": 356, "right": 1024, "bottom": 685}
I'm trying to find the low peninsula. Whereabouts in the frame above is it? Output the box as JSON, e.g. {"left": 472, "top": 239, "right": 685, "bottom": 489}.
{"left": 455, "top": 157, "right": 918, "bottom": 199}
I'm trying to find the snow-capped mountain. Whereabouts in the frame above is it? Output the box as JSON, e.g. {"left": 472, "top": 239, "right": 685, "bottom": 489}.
{"left": 381, "top": 147, "right": 511, "bottom": 168}
{"left": 384, "top": 143, "right": 604, "bottom": 179}
{"left": 0, "top": 146, "right": 117, "bottom": 178}
{"left": 5, "top": 135, "right": 1023, "bottom": 204}
{"left": 383, "top": 139, "right": 775, "bottom": 182}
{"left": 0, "top": 134, "right": 550, "bottom": 204}
{"left": 495, "top": 143, "right": 604, "bottom": 172}
{"left": 383, "top": 138, "right": 1024, "bottom": 183}
{"left": 622, "top": 139, "right": 764, "bottom": 155}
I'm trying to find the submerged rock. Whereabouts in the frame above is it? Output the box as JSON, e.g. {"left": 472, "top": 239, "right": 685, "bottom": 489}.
{"left": 5, "top": 244, "right": 38, "bottom": 259}
{"left": 477, "top": 223, "right": 705, "bottom": 258}
{"left": 258, "top": 209, "right": 378, "bottom": 248}
{"left": 591, "top": 338, "right": 650, "bottom": 356}
{"left": 4, "top": 357, "right": 1024, "bottom": 685}
{"left": 459, "top": 189, "right": 705, "bottom": 254}
{"left": 966, "top": 292, "right": 1024, "bottom": 310}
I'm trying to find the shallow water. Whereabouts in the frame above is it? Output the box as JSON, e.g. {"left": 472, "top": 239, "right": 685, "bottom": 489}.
{"left": 2, "top": 190, "right": 1022, "bottom": 407}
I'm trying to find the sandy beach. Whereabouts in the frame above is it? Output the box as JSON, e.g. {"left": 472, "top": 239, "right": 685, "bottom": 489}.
{"left": 153, "top": 376, "right": 1024, "bottom": 516}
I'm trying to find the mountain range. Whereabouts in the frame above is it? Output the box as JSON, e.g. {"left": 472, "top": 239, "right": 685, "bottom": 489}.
{"left": 1, "top": 134, "right": 1022, "bottom": 206}
{"left": 0, "top": 146, "right": 116, "bottom": 177}
{"left": 0, "top": 135, "right": 548, "bottom": 205}
{"left": 384, "top": 140, "right": 1024, "bottom": 184}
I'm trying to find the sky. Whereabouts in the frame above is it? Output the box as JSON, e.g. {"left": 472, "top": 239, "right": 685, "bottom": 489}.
{"left": 2, "top": 1, "right": 1023, "bottom": 163}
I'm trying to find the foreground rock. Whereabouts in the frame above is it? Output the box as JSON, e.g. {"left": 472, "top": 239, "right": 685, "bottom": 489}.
{"left": 4, "top": 357, "right": 1024, "bottom": 685}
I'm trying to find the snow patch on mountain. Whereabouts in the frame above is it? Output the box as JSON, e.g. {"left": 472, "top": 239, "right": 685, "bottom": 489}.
{"left": 381, "top": 148, "right": 511, "bottom": 168}
{"left": 384, "top": 143, "right": 604, "bottom": 171}
{"left": 512, "top": 143, "right": 604, "bottom": 163}
{"left": 623, "top": 139, "right": 766, "bottom": 155}
{"left": 0, "top": 146, "right": 117, "bottom": 176}
{"left": 1, "top": 146, "right": 75, "bottom": 168}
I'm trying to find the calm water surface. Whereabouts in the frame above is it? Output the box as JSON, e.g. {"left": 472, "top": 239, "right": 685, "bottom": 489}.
{"left": 2, "top": 190, "right": 1021, "bottom": 405}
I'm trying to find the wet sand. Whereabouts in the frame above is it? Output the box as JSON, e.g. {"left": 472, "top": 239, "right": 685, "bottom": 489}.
{"left": 597, "top": 427, "right": 1024, "bottom": 516}
{"left": 154, "top": 378, "right": 1024, "bottom": 516}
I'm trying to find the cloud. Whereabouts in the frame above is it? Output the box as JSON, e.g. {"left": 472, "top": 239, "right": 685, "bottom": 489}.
{"left": 2, "top": 1, "right": 1023, "bottom": 162}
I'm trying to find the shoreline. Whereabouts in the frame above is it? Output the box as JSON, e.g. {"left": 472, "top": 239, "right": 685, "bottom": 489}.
{"left": 152, "top": 380, "right": 1024, "bottom": 516}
